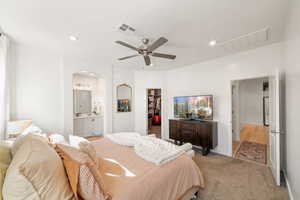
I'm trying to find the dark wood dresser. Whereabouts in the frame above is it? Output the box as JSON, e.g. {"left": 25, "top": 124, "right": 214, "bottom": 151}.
{"left": 169, "top": 119, "right": 218, "bottom": 155}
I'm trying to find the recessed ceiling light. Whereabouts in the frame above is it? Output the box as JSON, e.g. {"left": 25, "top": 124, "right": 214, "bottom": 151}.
{"left": 150, "top": 63, "right": 154, "bottom": 66}
{"left": 69, "top": 36, "right": 78, "bottom": 41}
{"left": 209, "top": 40, "right": 217, "bottom": 46}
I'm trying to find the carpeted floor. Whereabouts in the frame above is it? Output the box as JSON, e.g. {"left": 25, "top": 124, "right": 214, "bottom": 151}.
{"left": 193, "top": 152, "right": 289, "bottom": 200}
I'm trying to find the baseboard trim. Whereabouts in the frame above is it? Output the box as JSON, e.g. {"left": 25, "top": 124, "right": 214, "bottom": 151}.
{"left": 283, "top": 170, "right": 294, "bottom": 200}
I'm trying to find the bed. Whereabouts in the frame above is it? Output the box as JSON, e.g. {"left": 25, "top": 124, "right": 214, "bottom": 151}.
{"left": 91, "top": 138, "right": 205, "bottom": 200}
{"left": 2, "top": 133, "right": 204, "bottom": 200}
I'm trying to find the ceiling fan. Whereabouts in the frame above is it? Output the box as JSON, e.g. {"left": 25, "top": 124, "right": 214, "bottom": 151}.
{"left": 115, "top": 37, "right": 176, "bottom": 66}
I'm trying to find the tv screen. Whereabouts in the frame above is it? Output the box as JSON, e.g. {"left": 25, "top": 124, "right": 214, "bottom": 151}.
{"left": 174, "top": 95, "right": 213, "bottom": 120}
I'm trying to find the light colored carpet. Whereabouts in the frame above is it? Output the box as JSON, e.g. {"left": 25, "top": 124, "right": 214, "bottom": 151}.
{"left": 194, "top": 152, "right": 289, "bottom": 200}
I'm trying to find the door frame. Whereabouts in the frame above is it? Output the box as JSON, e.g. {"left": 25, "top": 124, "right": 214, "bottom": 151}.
{"left": 269, "top": 70, "right": 283, "bottom": 185}
{"left": 146, "top": 88, "right": 162, "bottom": 137}
{"left": 231, "top": 81, "right": 240, "bottom": 146}
{"left": 229, "top": 73, "right": 282, "bottom": 185}
{"left": 229, "top": 75, "right": 270, "bottom": 157}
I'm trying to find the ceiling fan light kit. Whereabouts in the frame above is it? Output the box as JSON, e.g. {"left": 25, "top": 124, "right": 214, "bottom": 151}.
{"left": 115, "top": 37, "right": 176, "bottom": 66}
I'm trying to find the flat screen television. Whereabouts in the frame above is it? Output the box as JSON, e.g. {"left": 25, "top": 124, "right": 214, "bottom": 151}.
{"left": 174, "top": 95, "right": 213, "bottom": 120}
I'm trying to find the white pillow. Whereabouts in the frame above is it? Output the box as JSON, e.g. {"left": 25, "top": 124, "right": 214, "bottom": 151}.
{"left": 21, "top": 124, "right": 42, "bottom": 135}
{"left": 69, "top": 135, "right": 89, "bottom": 149}
{"left": 7, "top": 120, "right": 32, "bottom": 138}
{"left": 48, "top": 133, "right": 68, "bottom": 145}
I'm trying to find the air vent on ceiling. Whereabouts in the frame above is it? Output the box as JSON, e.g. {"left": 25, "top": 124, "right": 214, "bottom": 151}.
{"left": 217, "top": 27, "right": 270, "bottom": 51}
{"left": 118, "top": 24, "right": 135, "bottom": 32}
{"left": 117, "top": 24, "right": 146, "bottom": 42}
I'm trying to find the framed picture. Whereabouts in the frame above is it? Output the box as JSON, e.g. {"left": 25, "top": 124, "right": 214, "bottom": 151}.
{"left": 117, "top": 99, "right": 131, "bottom": 112}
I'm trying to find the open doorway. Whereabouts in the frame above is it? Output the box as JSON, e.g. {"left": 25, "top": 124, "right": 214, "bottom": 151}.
{"left": 231, "top": 77, "right": 270, "bottom": 165}
{"left": 147, "top": 89, "right": 161, "bottom": 138}
{"left": 72, "top": 72, "right": 105, "bottom": 138}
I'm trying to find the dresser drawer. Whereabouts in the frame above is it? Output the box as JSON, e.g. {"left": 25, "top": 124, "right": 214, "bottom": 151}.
{"left": 181, "top": 129, "right": 195, "bottom": 143}
{"left": 169, "top": 119, "right": 218, "bottom": 156}
{"left": 181, "top": 123, "right": 195, "bottom": 131}
{"left": 169, "top": 120, "right": 180, "bottom": 140}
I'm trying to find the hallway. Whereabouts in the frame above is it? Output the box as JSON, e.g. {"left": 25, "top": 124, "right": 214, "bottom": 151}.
{"left": 233, "top": 124, "right": 269, "bottom": 164}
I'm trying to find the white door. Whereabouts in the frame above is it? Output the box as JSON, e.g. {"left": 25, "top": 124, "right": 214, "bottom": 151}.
{"left": 269, "top": 70, "right": 282, "bottom": 185}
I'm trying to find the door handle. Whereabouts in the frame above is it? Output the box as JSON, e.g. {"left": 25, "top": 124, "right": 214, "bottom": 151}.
{"left": 271, "top": 130, "right": 284, "bottom": 135}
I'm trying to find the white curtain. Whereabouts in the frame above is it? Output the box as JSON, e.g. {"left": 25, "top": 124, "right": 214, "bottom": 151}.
{"left": 0, "top": 34, "right": 10, "bottom": 140}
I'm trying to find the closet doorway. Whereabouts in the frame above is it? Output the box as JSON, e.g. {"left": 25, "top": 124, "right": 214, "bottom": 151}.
{"left": 147, "top": 89, "right": 162, "bottom": 138}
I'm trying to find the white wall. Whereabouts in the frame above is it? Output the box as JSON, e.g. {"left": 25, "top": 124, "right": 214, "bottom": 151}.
{"left": 238, "top": 78, "right": 267, "bottom": 129}
{"left": 9, "top": 44, "right": 114, "bottom": 135}
{"left": 134, "top": 70, "right": 167, "bottom": 137}
{"left": 165, "top": 43, "right": 282, "bottom": 156}
{"left": 282, "top": 0, "right": 300, "bottom": 198}
{"left": 9, "top": 44, "right": 64, "bottom": 133}
{"left": 112, "top": 66, "right": 135, "bottom": 132}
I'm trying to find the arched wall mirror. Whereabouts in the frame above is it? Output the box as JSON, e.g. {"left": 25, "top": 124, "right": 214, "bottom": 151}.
{"left": 117, "top": 83, "right": 132, "bottom": 112}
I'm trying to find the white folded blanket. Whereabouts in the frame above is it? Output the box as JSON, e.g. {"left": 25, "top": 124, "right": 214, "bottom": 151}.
{"left": 105, "top": 132, "right": 141, "bottom": 147}
{"left": 178, "top": 143, "right": 193, "bottom": 152}
{"left": 106, "top": 132, "right": 193, "bottom": 165}
{"left": 134, "top": 136, "right": 192, "bottom": 165}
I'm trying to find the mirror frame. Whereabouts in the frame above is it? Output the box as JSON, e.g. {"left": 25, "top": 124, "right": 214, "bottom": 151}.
{"left": 116, "top": 83, "right": 132, "bottom": 113}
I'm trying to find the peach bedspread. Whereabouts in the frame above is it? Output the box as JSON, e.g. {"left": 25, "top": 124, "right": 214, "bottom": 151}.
{"left": 91, "top": 138, "right": 205, "bottom": 200}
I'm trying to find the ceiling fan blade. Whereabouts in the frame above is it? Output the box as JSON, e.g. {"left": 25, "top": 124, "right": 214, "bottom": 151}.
{"left": 152, "top": 52, "right": 176, "bottom": 60}
{"left": 144, "top": 55, "right": 151, "bottom": 66}
{"left": 147, "top": 37, "right": 168, "bottom": 52}
{"left": 118, "top": 54, "right": 140, "bottom": 60}
{"left": 115, "top": 41, "right": 139, "bottom": 51}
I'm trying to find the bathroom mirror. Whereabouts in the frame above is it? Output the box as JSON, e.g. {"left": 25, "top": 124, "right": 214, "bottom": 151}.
{"left": 73, "top": 90, "right": 92, "bottom": 114}
{"left": 117, "top": 83, "right": 132, "bottom": 112}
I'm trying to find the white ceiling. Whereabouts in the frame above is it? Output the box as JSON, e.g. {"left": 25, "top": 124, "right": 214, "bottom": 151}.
{"left": 0, "top": 0, "right": 288, "bottom": 70}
